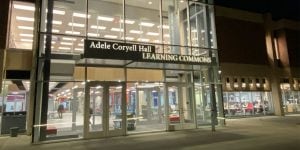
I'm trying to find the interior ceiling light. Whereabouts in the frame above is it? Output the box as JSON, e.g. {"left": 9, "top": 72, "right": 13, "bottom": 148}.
{"left": 125, "top": 37, "right": 134, "bottom": 40}
{"left": 46, "top": 20, "right": 63, "bottom": 25}
{"left": 164, "top": 34, "right": 170, "bottom": 37}
{"left": 52, "top": 29, "right": 60, "bottom": 33}
{"left": 104, "top": 35, "right": 117, "bottom": 39}
{"left": 90, "top": 25, "right": 106, "bottom": 30}
{"left": 97, "top": 16, "right": 114, "bottom": 22}
{"left": 148, "top": 1, "right": 153, "bottom": 5}
{"left": 147, "top": 32, "right": 159, "bottom": 36}
{"left": 20, "top": 39, "right": 33, "bottom": 42}
{"left": 16, "top": 16, "right": 34, "bottom": 22}
{"left": 73, "top": 12, "right": 91, "bottom": 18}
{"left": 18, "top": 26, "right": 34, "bottom": 30}
{"left": 138, "top": 38, "right": 150, "bottom": 42}
{"left": 157, "top": 25, "right": 169, "bottom": 29}
{"left": 62, "top": 37, "right": 77, "bottom": 41}
{"left": 140, "top": 22, "right": 155, "bottom": 27}
{"left": 75, "top": 48, "right": 83, "bottom": 51}
{"left": 68, "top": 22, "right": 85, "bottom": 28}
{"left": 53, "top": 9, "right": 65, "bottom": 15}
{"left": 120, "top": 19, "right": 135, "bottom": 24}
{"left": 87, "top": 33, "right": 98, "bottom": 37}
{"left": 14, "top": 4, "right": 35, "bottom": 11}
{"left": 60, "top": 42, "right": 73, "bottom": 45}
{"left": 78, "top": 43, "right": 84, "bottom": 46}
{"left": 111, "top": 28, "right": 124, "bottom": 32}
{"left": 65, "top": 30, "right": 80, "bottom": 35}
{"left": 19, "top": 33, "right": 33, "bottom": 37}
{"left": 180, "top": 0, "right": 185, "bottom": 3}
{"left": 58, "top": 47, "right": 71, "bottom": 50}
{"left": 129, "top": 30, "right": 143, "bottom": 34}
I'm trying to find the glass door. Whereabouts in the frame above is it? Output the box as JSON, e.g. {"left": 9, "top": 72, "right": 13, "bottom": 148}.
{"left": 167, "top": 84, "right": 195, "bottom": 130}
{"left": 84, "top": 82, "right": 125, "bottom": 138}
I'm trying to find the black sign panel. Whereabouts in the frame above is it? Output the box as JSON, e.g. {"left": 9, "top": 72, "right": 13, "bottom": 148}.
{"left": 84, "top": 39, "right": 212, "bottom": 65}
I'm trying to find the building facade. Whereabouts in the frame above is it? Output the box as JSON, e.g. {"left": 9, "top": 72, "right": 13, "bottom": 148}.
{"left": 0, "top": 0, "right": 299, "bottom": 144}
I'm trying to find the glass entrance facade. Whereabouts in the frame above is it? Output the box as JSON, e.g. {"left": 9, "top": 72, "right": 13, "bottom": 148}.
{"left": 32, "top": 0, "right": 220, "bottom": 143}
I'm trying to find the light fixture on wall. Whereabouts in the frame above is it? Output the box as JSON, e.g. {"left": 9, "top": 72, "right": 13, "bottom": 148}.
{"left": 256, "top": 79, "right": 260, "bottom": 88}
{"left": 241, "top": 78, "right": 246, "bottom": 88}
{"left": 233, "top": 78, "right": 238, "bottom": 88}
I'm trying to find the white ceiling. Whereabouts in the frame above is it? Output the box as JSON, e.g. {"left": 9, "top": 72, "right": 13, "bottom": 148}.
{"left": 10, "top": 1, "right": 194, "bottom": 53}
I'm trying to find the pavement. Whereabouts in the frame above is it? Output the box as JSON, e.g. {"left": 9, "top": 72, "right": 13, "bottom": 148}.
{"left": 0, "top": 114, "right": 300, "bottom": 150}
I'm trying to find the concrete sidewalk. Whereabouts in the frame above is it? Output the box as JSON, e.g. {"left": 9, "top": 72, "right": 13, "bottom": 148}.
{"left": 0, "top": 115, "right": 300, "bottom": 150}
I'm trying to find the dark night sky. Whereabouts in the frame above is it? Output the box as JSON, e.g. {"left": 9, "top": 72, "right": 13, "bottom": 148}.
{"left": 214, "top": 0, "right": 300, "bottom": 21}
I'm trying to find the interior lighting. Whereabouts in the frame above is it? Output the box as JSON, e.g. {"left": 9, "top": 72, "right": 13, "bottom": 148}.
{"left": 68, "top": 22, "right": 85, "bottom": 28}
{"left": 125, "top": 37, "right": 134, "bottom": 40}
{"left": 78, "top": 43, "right": 84, "bottom": 46}
{"left": 19, "top": 34, "right": 33, "bottom": 37}
{"left": 157, "top": 25, "right": 169, "bottom": 29}
{"left": 53, "top": 9, "right": 65, "bottom": 15}
{"left": 138, "top": 38, "right": 150, "bottom": 42}
{"left": 87, "top": 33, "right": 98, "bottom": 37}
{"left": 111, "top": 28, "right": 124, "bottom": 32}
{"left": 18, "top": 26, "right": 33, "bottom": 30}
{"left": 104, "top": 35, "right": 117, "bottom": 39}
{"left": 20, "top": 39, "right": 33, "bottom": 42}
{"left": 148, "top": 1, "right": 153, "bottom": 5}
{"left": 130, "top": 30, "right": 143, "bottom": 34}
{"left": 75, "top": 48, "right": 83, "bottom": 51}
{"left": 147, "top": 32, "right": 159, "bottom": 36}
{"left": 120, "top": 19, "right": 135, "bottom": 24}
{"left": 91, "top": 25, "right": 106, "bottom": 30}
{"left": 58, "top": 47, "right": 71, "bottom": 50}
{"left": 62, "top": 37, "right": 77, "bottom": 41}
{"left": 164, "top": 34, "right": 170, "bottom": 37}
{"left": 52, "top": 29, "right": 60, "bottom": 33}
{"left": 73, "top": 12, "right": 91, "bottom": 18}
{"left": 16, "top": 16, "right": 34, "bottom": 22}
{"left": 140, "top": 22, "right": 155, "bottom": 27}
{"left": 14, "top": 4, "right": 35, "bottom": 11}
{"left": 97, "top": 16, "right": 114, "bottom": 21}
{"left": 60, "top": 42, "right": 73, "bottom": 45}
{"left": 65, "top": 31, "right": 80, "bottom": 35}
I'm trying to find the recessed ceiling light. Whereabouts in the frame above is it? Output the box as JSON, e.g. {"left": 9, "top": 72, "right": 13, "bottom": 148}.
{"left": 138, "top": 38, "right": 150, "bottom": 42}
{"left": 65, "top": 31, "right": 81, "bottom": 35}
{"left": 78, "top": 43, "right": 84, "bottom": 46}
{"left": 120, "top": 19, "right": 135, "bottom": 24}
{"left": 111, "top": 28, "right": 124, "bottom": 32}
{"left": 19, "top": 33, "right": 33, "bottom": 37}
{"left": 148, "top": 1, "right": 152, "bottom": 5}
{"left": 104, "top": 35, "right": 117, "bottom": 39}
{"left": 129, "top": 30, "right": 143, "bottom": 34}
{"left": 75, "top": 48, "right": 83, "bottom": 51}
{"left": 58, "top": 47, "right": 71, "bottom": 50}
{"left": 20, "top": 39, "right": 33, "bottom": 42}
{"left": 53, "top": 9, "right": 65, "bottom": 15}
{"left": 46, "top": 20, "right": 63, "bottom": 25}
{"left": 14, "top": 4, "right": 35, "bottom": 11}
{"left": 18, "top": 26, "right": 34, "bottom": 30}
{"left": 87, "top": 33, "right": 99, "bottom": 37}
{"left": 52, "top": 29, "right": 60, "bottom": 33}
{"left": 140, "top": 22, "right": 155, "bottom": 27}
{"left": 157, "top": 25, "right": 169, "bottom": 29}
{"left": 16, "top": 16, "right": 34, "bottom": 22}
{"left": 97, "top": 16, "right": 114, "bottom": 22}
{"left": 60, "top": 42, "right": 73, "bottom": 45}
{"left": 90, "top": 25, "right": 106, "bottom": 30}
{"left": 73, "top": 12, "right": 91, "bottom": 18}
{"left": 68, "top": 22, "right": 85, "bottom": 28}
{"left": 180, "top": 0, "right": 184, "bottom": 3}
{"left": 125, "top": 37, "right": 134, "bottom": 40}
{"left": 147, "top": 32, "right": 159, "bottom": 36}
{"left": 164, "top": 34, "right": 170, "bottom": 37}
{"left": 62, "top": 37, "right": 77, "bottom": 41}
